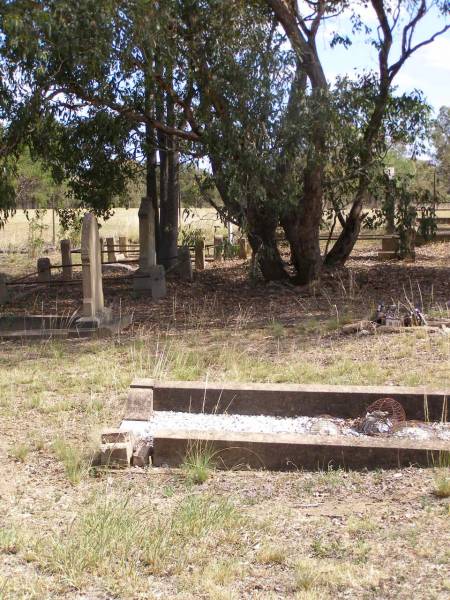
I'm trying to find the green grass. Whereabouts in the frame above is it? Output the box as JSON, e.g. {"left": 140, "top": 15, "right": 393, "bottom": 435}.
{"left": 33, "top": 491, "right": 242, "bottom": 592}
{"left": 434, "top": 469, "right": 450, "bottom": 498}
{"left": 182, "top": 441, "right": 217, "bottom": 485}
{"left": 52, "top": 438, "right": 90, "bottom": 484}
{"left": 9, "top": 443, "right": 30, "bottom": 463}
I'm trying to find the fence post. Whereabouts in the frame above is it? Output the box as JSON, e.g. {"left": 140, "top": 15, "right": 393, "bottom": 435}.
{"left": 0, "top": 275, "right": 8, "bottom": 304}
{"left": 119, "top": 236, "right": 127, "bottom": 257}
{"left": 106, "top": 237, "right": 116, "bottom": 262}
{"left": 60, "top": 239, "right": 73, "bottom": 280}
{"left": 214, "top": 236, "right": 223, "bottom": 262}
{"left": 194, "top": 239, "right": 205, "bottom": 270}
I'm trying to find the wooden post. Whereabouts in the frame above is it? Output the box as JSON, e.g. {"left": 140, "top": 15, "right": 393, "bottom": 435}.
{"left": 106, "top": 237, "right": 116, "bottom": 262}
{"left": 238, "top": 237, "right": 248, "bottom": 260}
{"left": 119, "top": 236, "right": 127, "bottom": 257}
{"left": 195, "top": 239, "right": 205, "bottom": 270}
{"left": 214, "top": 236, "right": 223, "bottom": 262}
{"left": 0, "top": 274, "right": 8, "bottom": 304}
{"left": 60, "top": 239, "right": 73, "bottom": 280}
{"left": 222, "top": 235, "right": 230, "bottom": 259}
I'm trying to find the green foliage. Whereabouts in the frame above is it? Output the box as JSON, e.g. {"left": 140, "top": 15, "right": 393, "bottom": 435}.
{"left": 53, "top": 438, "right": 90, "bottom": 485}
{"left": 181, "top": 442, "right": 216, "bottom": 485}
{"left": 26, "top": 210, "right": 48, "bottom": 257}
{"left": 432, "top": 106, "right": 450, "bottom": 198}
{"left": 58, "top": 210, "right": 83, "bottom": 245}
{"left": 178, "top": 225, "right": 205, "bottom": 247}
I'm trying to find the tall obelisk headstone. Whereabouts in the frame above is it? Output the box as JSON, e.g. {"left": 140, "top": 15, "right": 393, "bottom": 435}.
{"left": 79, "top": 213, "right": 111, "bottom": 324}
{"left": 133, "top": 197, "right": 166, "bottom": 298}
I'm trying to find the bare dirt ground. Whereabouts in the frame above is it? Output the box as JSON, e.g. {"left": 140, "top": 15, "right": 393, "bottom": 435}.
{"left": 0, "top": 240, "right": 449, "bottom": 599}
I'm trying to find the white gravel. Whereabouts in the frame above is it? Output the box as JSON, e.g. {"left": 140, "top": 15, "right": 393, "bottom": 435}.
{"left": 121, "top": 411, "right": 450, "bottom": 442}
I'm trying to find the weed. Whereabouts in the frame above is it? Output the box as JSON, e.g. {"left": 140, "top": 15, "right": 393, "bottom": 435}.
{"left": 434, "top": 470, "right": 450, "bottom": 498}
{"left": 0, "top": 526, "right": 21, "bottom": 554}
{"left": 182, "top": 441, "right": 217, "bottom": 484}
{"left": 268, "top": 319, "right": 286, "bottom": 339}
{"left": 257, "top": 544, "right": 287, "bottom": 564}
{"left": 294, "top": 557, "right": 379, "bottom": 594}
{"left": 9, "top": 443, "right": 29, "bottom": 463}
{"left": 52, "top": 438, "right": 90, "bottom": 484}
{"left": 35, "top": 490, "right": 241, "bottom": 588}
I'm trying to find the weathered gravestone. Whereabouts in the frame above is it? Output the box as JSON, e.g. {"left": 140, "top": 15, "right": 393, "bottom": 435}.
{"left": 172, "top": 245, "right": 193, "bottom": 282}
{"left": 133, "top": 197, "right": 166, "bottom": 298}
{"left": 37, "top": 257, "right": 51, "bottom": 282}
{"left": 78, "top": 213, "right": 112, "bottom": 327}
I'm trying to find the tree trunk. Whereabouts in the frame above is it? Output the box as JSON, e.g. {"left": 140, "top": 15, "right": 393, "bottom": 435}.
{"left": 324, "top": 189, "right": 365, "bottom": 266}
{"left": 145, "top": 129, "right": 159, "bottom": 257}
{"left": 246, "top": 205, "right": 287, "bottom": 281}
{"left": 282, "top": 170, "right": 323, "bottom": 284}
{"left": 157, "top": 79, "right": 179, "bottom": 268}
{"left": 143, "top": 54, "right": 160, "bottom": 261}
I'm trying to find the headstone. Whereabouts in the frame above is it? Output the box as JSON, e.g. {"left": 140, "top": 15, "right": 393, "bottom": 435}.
{"left": 214, "top": 236, "right": 223, "bottom": 262}
{"left": 37, "top": 257, "right": 51, "bottom": 282}
{"left": 119, "top": 236, "right": 127, "bottom": 257}
{"left": 381, "top": 236, "right": 399, "bottom": 253}
{"left": 139, "top": 197, "right": 156, "bottom": 269}
{"left": 60, "top": 239, "right": 73, "bottom": 280}
{"left": 99, "top": 237, "right": 104, "bottom": 263}
{"left": 195, "top": 239, "right": 205, "bottom": 270}
{"left": 106, "top": 237, "right": 116, "bottom": 263}
{"left": 239, "top": 238, "right": 248, "bottom": 260}
{"left": 174, "top": 245, "right": 193, "bottom": 281}
{"left": 0, "top": 274, "right": 9, "bottom": 304}
{"left": 133, "top": 197, "right": 166, "bottom": 298}
{"left": 79, "top": 213, "right": 111, "bottom": 323}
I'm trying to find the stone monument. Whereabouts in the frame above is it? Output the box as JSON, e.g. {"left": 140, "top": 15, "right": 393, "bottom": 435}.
{"left": 37, "top": 257, "right": 51, "bottom": 282}
{"left": 133, "top": 197, "right": 166, "bottom": 298}
{"left": 78, "top": 213, "right": 112, "bottom": 327}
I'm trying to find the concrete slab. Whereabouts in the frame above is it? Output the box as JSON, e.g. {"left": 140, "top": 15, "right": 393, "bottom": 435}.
{"left": 0, "top": 313, "right": 133, "bottom": 340}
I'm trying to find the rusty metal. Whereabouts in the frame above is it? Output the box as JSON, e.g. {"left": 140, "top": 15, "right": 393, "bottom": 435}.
{"left": 366, "top": 397, "right": 406, "bottom": 425}
{"left": 353, "top": 397, "right": 407, "bottom": 435}
{"left": 366, "top": 398, "right": 406, "bottom": 429}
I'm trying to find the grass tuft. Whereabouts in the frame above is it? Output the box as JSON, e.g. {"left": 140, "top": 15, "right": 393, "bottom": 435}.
{"left": 9, "top": 443, "right": 29, "bottom": 463}
{"left": 35, "top": 491, "right": 241, "bottom": 588}
{"left": 52, "top": 438, "right": 90, "bottom": 485}
{"left": 256, "top": 544, "right": 287, "bottom": 564}
{"left": 181, "top": 441, "right": 217, "bottom": 485}
{"left": 434, "top": 470, "right": 450, "bottom": 498}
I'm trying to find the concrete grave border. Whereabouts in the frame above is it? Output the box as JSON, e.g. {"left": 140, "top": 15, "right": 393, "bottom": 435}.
{"left": 122, "top": 379, "right": 449, "bottom": 471}
{"left": 126, "top": 379, "right": 448, "bottom": 422}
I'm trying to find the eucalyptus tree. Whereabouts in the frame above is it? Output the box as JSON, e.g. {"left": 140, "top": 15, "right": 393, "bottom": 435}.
{"left": 1, "top": 0, "right": 448, "bottom": 283}
{"left": 0, "top": 0, "right": 196, "bottom": 263}
{"left": 266, "top": 0, "right": 449, "bottom": 280}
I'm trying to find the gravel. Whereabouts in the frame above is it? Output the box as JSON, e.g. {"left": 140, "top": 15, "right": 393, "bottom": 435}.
{"left": 121, "top": 411, "right": 450, "bottom": 442}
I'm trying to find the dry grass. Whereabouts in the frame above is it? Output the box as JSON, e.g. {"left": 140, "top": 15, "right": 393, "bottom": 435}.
{"left": 0, "top": 237, "right": 449, "bottom": 598}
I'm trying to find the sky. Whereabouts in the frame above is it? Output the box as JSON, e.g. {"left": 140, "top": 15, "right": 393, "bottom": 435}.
{"left": 315, "top": 3, "right": 449, "bottom": 113}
